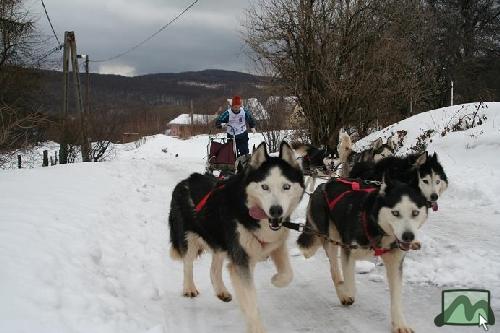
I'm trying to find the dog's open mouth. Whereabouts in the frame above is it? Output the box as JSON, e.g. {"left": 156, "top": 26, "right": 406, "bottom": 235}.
{"left": 427, "top": 201, "right": 439, "bottom": 211}
{"left": 398, "top": 241, "right": 411, "bottom": 251}
{"left": 248, "top": 206, "right": 283, "bottom": 231}
{"left": 269, "top": 218, "right": 283, "bottom": 231}
{"left": 396, "top": 238, "right": 421, "bottom": 251}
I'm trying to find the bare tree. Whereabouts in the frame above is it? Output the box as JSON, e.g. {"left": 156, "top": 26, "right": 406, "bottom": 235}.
{"left": 0, "top": 0, "right": 35, "bottom": 69}
{"left": 87, "top": 109, "right": 121, "bottom": 162}
{"left": 0, "top": 0, "right": 51, "bottom": 151}
{"left": 252, "top": 96, "right": 291, "bottom": 153}
{"left": 0, "top": 103, "right": 47, "bottom": 151}
{"left": 244, "top": 0, "right": 491, "bottom": 145}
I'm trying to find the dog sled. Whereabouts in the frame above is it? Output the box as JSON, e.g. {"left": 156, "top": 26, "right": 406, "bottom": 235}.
{"left": 206, "top": 124, "right": 251, "bottom": 178}
{"left": 206, "top": 134, "right": 238, "bottom": 177}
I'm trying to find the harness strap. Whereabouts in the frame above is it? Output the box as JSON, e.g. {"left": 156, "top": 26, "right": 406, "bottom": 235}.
{"left": 324, "top": 178, "right": 391, "bottom": 256}
{"left": 325, "top": 178, "right": 376, "bottom": 211}
{"left": 360, "top": 211, "right": 392, "bottom": 256}
{"left": 195, "top": 185, "right": 225, "bottom": 213}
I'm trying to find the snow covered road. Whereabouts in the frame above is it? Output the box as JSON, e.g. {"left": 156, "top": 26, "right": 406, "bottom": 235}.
{"left": 1, "top": 103, "right": 500, "bottom": 332}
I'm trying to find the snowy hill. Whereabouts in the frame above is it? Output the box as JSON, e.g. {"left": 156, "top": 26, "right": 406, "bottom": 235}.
{"left": 357, "top": 102, "right": 500, "bottom": 288}
{"left": 1, "top": 103, "right": 499, "bottom": 332}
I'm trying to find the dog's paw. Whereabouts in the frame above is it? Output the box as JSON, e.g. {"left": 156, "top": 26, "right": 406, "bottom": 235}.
{"left": 271, "top": 272, "right": 293, "bottom": 288}
{"left": 336, "top": 285, "right": 355, "bottom": 305}
{"left": 247, "top": 322, "right": 266, "bottom": 333}
{"left": 299, "top": 244, "right": 320, "bottom": 259}
{"left": 392, "top": 325, "right": 414, "bottom": 333}
{"left": 182, "top": 287, "right": 199, "bottom": 298}
{"left": 216, "top": 291, "right": 232, "bottom": 302}
{"left": 410, "top": 241, "right": 421, "bottom": 250}
{"left": 339, "top": 295, "right": 355, "bottom": 306}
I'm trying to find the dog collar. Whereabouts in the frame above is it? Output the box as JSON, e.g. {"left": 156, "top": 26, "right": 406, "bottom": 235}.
{"left": 252, "top": 233, "right": 268, "bottom": 247}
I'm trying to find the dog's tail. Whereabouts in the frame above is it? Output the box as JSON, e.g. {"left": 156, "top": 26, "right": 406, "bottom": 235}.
{"left": 290, "top": 141, "right": 303, "bottom": 150}
{"left": 337, "top": 128, "right": 353, "bottom": 177}
{"left": 297, "top": 201, "right": 323, "bottom": 258}
{"left": 168, "top": 182, "right": 195, "bottom": 260}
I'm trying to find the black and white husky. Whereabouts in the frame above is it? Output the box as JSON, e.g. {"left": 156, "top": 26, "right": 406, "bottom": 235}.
{"left": 291, "top": 142, "right": 338, "bottom": 171}
{"left": 297, "top": 176, "right": 428, "bottom": 333}
{"left": 168, "top": 142, "right": 304, "bottom": 333}
{"left": 350, "top": 152, "right": 448, "bottom": 210}
{"left": 291, "top": 142, "right": 339, "bottom": 192}
{"left": 338, "top": 129, "right": 397, "bottom": 177}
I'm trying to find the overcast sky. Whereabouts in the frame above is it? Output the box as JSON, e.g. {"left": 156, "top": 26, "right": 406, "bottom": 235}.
{"left": 32, "top": 0, "right": 254, "bottom": 76}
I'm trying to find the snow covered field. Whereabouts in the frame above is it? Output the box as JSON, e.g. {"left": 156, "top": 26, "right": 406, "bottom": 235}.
{"left": 1, "top": 103, "right": 499, "bottom": 332}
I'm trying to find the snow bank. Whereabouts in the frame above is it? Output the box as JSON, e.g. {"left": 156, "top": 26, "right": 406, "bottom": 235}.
{"left": 356, "top": 102, "right": 500, "bottom": 293}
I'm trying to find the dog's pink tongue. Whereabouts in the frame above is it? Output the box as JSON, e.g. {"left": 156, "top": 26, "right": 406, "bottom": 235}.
{"left": 249, "top": 206, "right": 268, "bottom": 220}
{"left": 432, "top": 202, "right": 439, "bottom": 211}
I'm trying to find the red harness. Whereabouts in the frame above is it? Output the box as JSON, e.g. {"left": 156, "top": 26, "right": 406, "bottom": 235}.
{"left": 324, "top": 178, "right": 376, "bottom": 210}
{"left": 195, "top": 185, "right": 225, "bottom": 213}
{"left": 324, "top": 178, "right": 392, "bottom": 256}
{"left": 195, "top": 184, "right": 268, "bottom": 247}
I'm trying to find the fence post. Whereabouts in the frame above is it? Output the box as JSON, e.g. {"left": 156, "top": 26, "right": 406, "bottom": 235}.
{"left": 17, "top": 155, "right": 21, "bottom": 169}
{"left": 42, "top": 150, "right": 49, "bottom": 167}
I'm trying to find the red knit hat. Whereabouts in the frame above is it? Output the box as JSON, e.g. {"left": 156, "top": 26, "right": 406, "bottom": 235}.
{"left": 231, "top": 96, "right": 242, "bottom": 107}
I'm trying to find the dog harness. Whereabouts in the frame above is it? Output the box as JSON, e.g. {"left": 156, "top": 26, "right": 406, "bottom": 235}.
{"left": 195, "top": 185, "right": 225, "bottom": 213}
{"left": 195, "top": 184, "right": 269, "bottom": 248}
{"left": 324, "top": 178, "right": 393, "bottom": 256}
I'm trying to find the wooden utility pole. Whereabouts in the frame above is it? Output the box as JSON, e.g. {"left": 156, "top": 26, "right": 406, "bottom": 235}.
{"left": 77, "top": 53, "right": 91, "bottom": 162}
{"left": 69, "top": 34, "right": 90, "bottom": 162}
{"left": 85, "top": 56, "right": 90, "bottom": 115}
{"left": 450, "top": 81, "right": 454, "bottom": 106}
{"left": 60, "top": 31, "right": 70, "bottom": 164}
{"left": 59, "top": 31, "right": 90, "bottom": 164}
{"left": 190, "top": 99, "right": 194, "bottom": 124}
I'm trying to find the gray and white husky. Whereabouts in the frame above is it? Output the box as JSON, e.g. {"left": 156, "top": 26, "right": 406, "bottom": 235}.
{"left": 297, "top": 175, "right": 428, "bottom": 333}
{"left": 169, "top": 142, "right": 304, "bottom": 333}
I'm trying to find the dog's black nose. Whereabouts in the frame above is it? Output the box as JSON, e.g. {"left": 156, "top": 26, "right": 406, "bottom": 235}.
{"left": 269, "top": 205, "right": 283, "bottom": 218}
{"left": 402, "top": 231, "right": 415, "bottom": 242}
{"left": 430, "top": 193, "right": 438, "bottom": 201}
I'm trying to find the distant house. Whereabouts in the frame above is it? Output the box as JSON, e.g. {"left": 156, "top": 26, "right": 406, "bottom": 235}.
{"left": 167, "top": 113, "right": 217, "bottom": 138}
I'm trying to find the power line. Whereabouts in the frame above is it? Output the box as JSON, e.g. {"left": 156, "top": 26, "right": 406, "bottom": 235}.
{"left": 36, "top": 44, "right": 63, "bottom": 65}
{"left": 40, "top": 0, "right": 61, "bottom": 47}
{"left": 91, "top": 0, "right": 200, "bottom": 63}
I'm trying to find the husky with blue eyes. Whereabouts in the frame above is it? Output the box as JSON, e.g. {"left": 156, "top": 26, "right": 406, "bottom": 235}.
{"left": 297, "top": 175, "right": 428, "bottom": 333}
{"left": 350, "top": 151, "right": 448, "bottom": 211}
{"left": 168, "top": 142, "right": 304, "bottom": 333}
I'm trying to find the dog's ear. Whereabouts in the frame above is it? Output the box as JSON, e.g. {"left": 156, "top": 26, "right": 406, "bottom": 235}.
{"left": 372, "top": 137, "right": 383, "bottom": 150}
{"left": 387, "top": 137, "right": 396, "bottom": 151}
{"left": 338, "top": 128, "right": 346, "bottom": 141}
{"left": 252, "top": 144, "right": 257, "bottom": 153}
{"left": 236, "top": 156, "right": 248, "bottom": 174}
{"left": 279, "top": 141, "right": 300, "bottom": 168}
{"left": 249, "top": 142, "right": 268, "bottom": 169}
{"left": 380, "top": 173, "right": 393, "bottom": 195}
{"left": 431, "top": 152, "right": 439, "bottom": 161}
{"left": 414, "top": 151, "right": 428, "bottom": 166}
